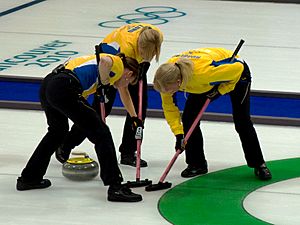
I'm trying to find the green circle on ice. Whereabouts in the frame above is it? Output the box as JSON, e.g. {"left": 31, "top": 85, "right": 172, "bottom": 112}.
{"left": 158, "top": 158, "right": 300, "bottom": 225}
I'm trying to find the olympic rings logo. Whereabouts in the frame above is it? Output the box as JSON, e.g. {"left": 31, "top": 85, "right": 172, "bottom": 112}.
{"left": 98, "top": 6, "right": 186, "bottom": 28}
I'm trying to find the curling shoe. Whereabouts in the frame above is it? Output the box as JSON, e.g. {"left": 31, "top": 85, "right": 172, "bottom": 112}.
{"left": 254, "top": 163, "right": 272, "bottom": 180}
{"left": 120, "top": 154, "right": 148, "bottom": 168}
{"left": 181, "top": 163, "right": 208, "bottom": 178}
{"left": 55, "top": 146, "right": 70, "bottom": 164}
{"left": 107, "top": 184, "right": 142, "bottom": 202}
{"left": 16, "top": 177, "right": 51, "bottom": 191}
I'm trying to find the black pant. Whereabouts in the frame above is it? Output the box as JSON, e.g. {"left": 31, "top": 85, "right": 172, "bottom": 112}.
{"left": 21, "top": 71, "right": 123, "bottom": 185}
{"left": 182, "top": 63, "right": 265, "bottom": 168}
{"left": 61, "top": 73, "right": 148, "bottom": 157}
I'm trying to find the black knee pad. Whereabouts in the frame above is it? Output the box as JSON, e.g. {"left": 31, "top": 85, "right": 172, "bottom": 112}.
{"left": 234, "top": 120, "right": 253, "bottom": 134}
{"left": 48, "top": 124, "right": 68, "bottom": 141}
{"left": 87, "top": 124, "right": 112, "bottom": 145}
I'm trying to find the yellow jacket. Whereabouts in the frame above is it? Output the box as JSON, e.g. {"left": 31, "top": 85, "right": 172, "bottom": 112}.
{"left": 102, "top": 23, "right": 163, "bottom": 63}
{"left": 65, "top": 53, "right": 123, "bottom": 98}
{"left": 161, "top": 48, "right": 244, "bottom": 135}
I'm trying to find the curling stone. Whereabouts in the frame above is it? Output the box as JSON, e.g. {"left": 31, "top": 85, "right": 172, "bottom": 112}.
{"left": 62, "top": 152, "right": 99, "bottom": 181}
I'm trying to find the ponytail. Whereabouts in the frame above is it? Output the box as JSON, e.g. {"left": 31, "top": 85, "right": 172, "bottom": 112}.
{"left": 117, "top": 53, "right": 139, "bottom": 85}
{"left": 175, "top": 58, "right": 194, "bottom": 89}
{"left": 138, "top": 26, "right": 163, "bottom": 62}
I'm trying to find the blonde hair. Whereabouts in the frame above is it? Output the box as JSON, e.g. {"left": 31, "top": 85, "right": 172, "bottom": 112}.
{"left": 153, "top": 58, "right": 194, "bottom": 92}
{"left": 138, "top": 27, "right": 163, "bottom": 62}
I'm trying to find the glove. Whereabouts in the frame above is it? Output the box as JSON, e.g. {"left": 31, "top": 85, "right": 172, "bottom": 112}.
{"left": 96, "top": 84, "right": 110, "bottom": 103}
{"left": 175, "top": 134, "right": 185, "bottom": 153}
{"left": 131, "top": 117, "right": 144, "bottom": 140}
{"left": 138, "top": 62, "right": 150, "bottom": 81}
{"left": 206, "top": 86, "right": 221, "bottom": 101}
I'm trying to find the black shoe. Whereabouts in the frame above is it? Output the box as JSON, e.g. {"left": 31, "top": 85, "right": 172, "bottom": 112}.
{"left": 254, "top": 163, "right": 272, "bottom": 180}
{"left": 16, "top": 177, "right": 51, "bottom": 191}
{"left": 107, "top": 184, "right": 142, "bottom": 202}
{"left": 120, "top": 154, "right": 148, "bottom": 168}
{"left": 55, "top": 146, "right": 70, "bottom": 164}
{"left": 181, "top": 164, "right": 208, "bottom": 178}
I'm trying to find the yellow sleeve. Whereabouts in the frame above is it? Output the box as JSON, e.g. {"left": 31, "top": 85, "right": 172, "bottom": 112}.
{"left": 161, "top": 93, "right": 184, "bottom": 135}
